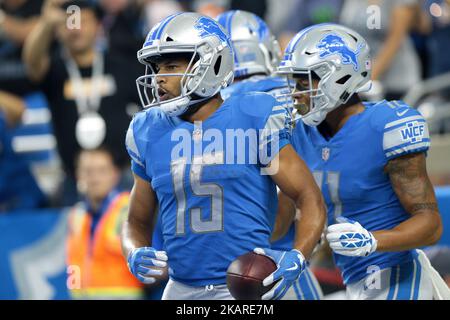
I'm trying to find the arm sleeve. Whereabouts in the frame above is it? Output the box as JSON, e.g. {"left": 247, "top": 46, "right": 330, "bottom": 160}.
{"left": 258, "top": 103, "right": 292, "bottom": 167}
{"left": 125, "top": 118, "right": 151, "bottom": 182}
{"left": 382, "top": 108, "right": 430, "bottom": 161}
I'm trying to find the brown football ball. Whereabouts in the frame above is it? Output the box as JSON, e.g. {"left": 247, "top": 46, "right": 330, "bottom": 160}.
{"left": 226, "top": 251, "right": 277, "bottom": 300}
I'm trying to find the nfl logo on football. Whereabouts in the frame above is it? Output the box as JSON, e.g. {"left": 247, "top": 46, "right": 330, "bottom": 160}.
{"left": 322, "top": 147, "right": 330, "bottom": 161}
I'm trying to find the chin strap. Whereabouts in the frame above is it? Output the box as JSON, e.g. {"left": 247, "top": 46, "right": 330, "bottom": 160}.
{"left": 179, "top": 95, "right": 215, "bottom": 119}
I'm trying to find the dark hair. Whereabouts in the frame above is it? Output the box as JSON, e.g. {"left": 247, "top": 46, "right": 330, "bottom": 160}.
{"left": 61, "top": 0, "right": 103, "bottom": 21}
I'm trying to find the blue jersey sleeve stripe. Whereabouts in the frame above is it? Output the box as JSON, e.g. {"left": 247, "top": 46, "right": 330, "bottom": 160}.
{"left": 384, "top": 115, "right": 424, "bottom": 130}
{"left": 131, "top": 160, "right": 151, "bottom": 182}
{"left": 383, "top": 118, "right": 426, "bottom": 133}
{"left": 263, "top": 112, "right": 288, "bottom": 132}
{"left": 125, "top": 128, "right": 139, "bottom": 156}
{"left": 127, "top": 148, "right": 145, "bottom": 168}
{"left": 384, "top": 139, "right": 430, "bottom": 153}
{"left": 384, "top": 138, "right": 430, "bottom": 154}
{"left": 385, "top": 142, "right": 430, "bottom": 159}
{"left": 271, "top": 104, "right": 289, "bottom": 112}
{"left": 269, "top": 109, "right": 288, "bottom": 118}
{"left": 383, "top": 118, "right": 426, "bottom": 134}
{"left": 126, "top": 127, "right": 145, "bottom": 167}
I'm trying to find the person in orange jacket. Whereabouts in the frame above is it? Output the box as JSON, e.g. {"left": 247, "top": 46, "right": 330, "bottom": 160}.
{"left": 66, "top": 146, "right": 144, "bottom": 299}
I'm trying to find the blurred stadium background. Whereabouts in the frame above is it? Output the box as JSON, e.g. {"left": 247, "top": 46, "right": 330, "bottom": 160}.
{"left": 1, "top": 0, "right": 449, "bottom": 299}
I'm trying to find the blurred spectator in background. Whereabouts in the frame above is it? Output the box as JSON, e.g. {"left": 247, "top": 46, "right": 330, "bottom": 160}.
{"left": 1, "top": 0, "right": 58, "bottom": 205}
{"left": 67, "top": 146, "right": 143, "bottom": 299}
{"left": 0, "top": 0, "right": 43, "bottom": 96}
{"left": 412, "top": 0, "right": 450, "bottom": 139}
{"left": 144, "top": 0, "right": 183, "bottom": 27}
{"left": 23, "top": 0, "right": 142, "bottom": 206}
{"left": 0, "top": 91, "right": 47, "bottom": 211}
{"left": 420, "top": 0, "right": 450, "bottom": 79}
{"left": 191, "top": 0, "right": 265, "bottom": 20}
{"left": 97, "top": 0, "right": 146, "bottom": 64}
{"left": 230, "top": 0, "right": 266, "bottom": 19}
{"left": 340, "top": 0, "right": 422, "bottom": 100}
{"left": 268, "top": 0, "right": 343, "bottom": 52}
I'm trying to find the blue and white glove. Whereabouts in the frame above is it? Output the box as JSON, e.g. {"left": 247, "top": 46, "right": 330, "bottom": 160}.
{"left": 253, "top": 248, "right": 306, "bottom": 300}
{"left": 326, "top": 217, "right": 378, "bottom": 257}
{"left": 127, "top": 247, "right": 168, "bottom": 284}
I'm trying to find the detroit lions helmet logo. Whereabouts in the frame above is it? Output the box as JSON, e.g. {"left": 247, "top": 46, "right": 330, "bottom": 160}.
{"left": 316, "top": 34, "right": 364, "bottom": 71}
{"left": 194, "top": 17, "right": 232, "bottom": 47}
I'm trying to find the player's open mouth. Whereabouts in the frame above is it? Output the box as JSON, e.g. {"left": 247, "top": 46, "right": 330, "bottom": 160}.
{"left": 158, "top": 88, "right": 170, "bottom": 101}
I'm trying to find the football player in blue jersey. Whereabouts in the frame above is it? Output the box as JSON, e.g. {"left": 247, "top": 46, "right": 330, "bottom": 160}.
{"left": 217, "top": 10, "right": 289, "bottom": 102}
{"left": 120, "top": 13, "right": 326, "bottom": 300}
{"left": 216, "top": 10, "right": 324, "bottom": 300}
{"left": 275, "top": 23, "right": 448, "bottom": 300}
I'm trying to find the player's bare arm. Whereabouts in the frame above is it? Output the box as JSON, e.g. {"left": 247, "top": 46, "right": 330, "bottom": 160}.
{"left": 373, "top": 152, "right": 443, "bottom": 251}
{"left": 271, "top": 191, "right": 296, "bottom": 242}
{"left": 121, "top": 174, "right": 167, "bottom": 284}
{"left": 270, "top": 145, "right": 327, "bottom": 260}
{"left": 121, "top": 174, "right": 157, "bottom": 257}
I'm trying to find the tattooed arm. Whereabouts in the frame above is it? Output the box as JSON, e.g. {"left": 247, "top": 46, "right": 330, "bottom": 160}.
{"left": 372, "top": 153, "right": 443, "bottom": 251}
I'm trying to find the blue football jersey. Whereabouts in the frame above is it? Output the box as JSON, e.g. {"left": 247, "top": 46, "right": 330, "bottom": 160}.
{"left": 221, "top": 75, "right": 325, "bottom": 300}
{"left": 125, "top": 93, "right": 291, "bottom": 286}
{"left": 291, "top": 100, "right": 431, "bottom": 284}
{"left": 222, "top": 76, "right": 298, "bottom": 250}
{"left": 221, "top": 75, "right": 291, "bottom": 105}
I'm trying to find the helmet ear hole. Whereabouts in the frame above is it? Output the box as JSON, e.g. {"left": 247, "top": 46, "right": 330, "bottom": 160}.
{"left": 347, "top": 32, "right": 358, "bottom": 42}
{"left": 214, "top": 55, "right": 222, "bottom": 75}
{"left": 336, "top": 74, "right": 351, "bottom": 85}
{"left": 311, "top": 70, "right": 321, "bottom": 80}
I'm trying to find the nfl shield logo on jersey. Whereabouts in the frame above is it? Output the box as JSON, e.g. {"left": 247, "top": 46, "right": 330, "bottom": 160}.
{"left": 322, "top": 147, "right": 330, "bottom": 161}
{"left": 193, "top": 128, "right": 202, "bottom": 142}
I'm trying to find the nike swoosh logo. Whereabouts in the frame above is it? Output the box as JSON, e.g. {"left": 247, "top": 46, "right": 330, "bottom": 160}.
{"left": 396, "top": 109, "right": 408, "bottom": 117}
{"left": 286, "top": 263, "right": 299, "bottom": 271}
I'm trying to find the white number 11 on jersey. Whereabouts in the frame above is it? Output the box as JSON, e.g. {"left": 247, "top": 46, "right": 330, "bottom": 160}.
{"left": 313, "top": 171, "right": 342, "bottom": 221}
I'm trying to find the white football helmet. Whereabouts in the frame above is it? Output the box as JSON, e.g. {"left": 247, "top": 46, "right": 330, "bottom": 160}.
{"left": 277, "top": 23, "right": 372, "bottom": 126}
{"left": 216, "top": 10, "right": 281, "bottom": 78}
{"left": 136, "top": 12, "right": 235, "bottom": 116}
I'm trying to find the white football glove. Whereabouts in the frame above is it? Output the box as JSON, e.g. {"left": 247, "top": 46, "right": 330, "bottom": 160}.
{"left": 326, "top": 217, "right": 377, "bottom": 257}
